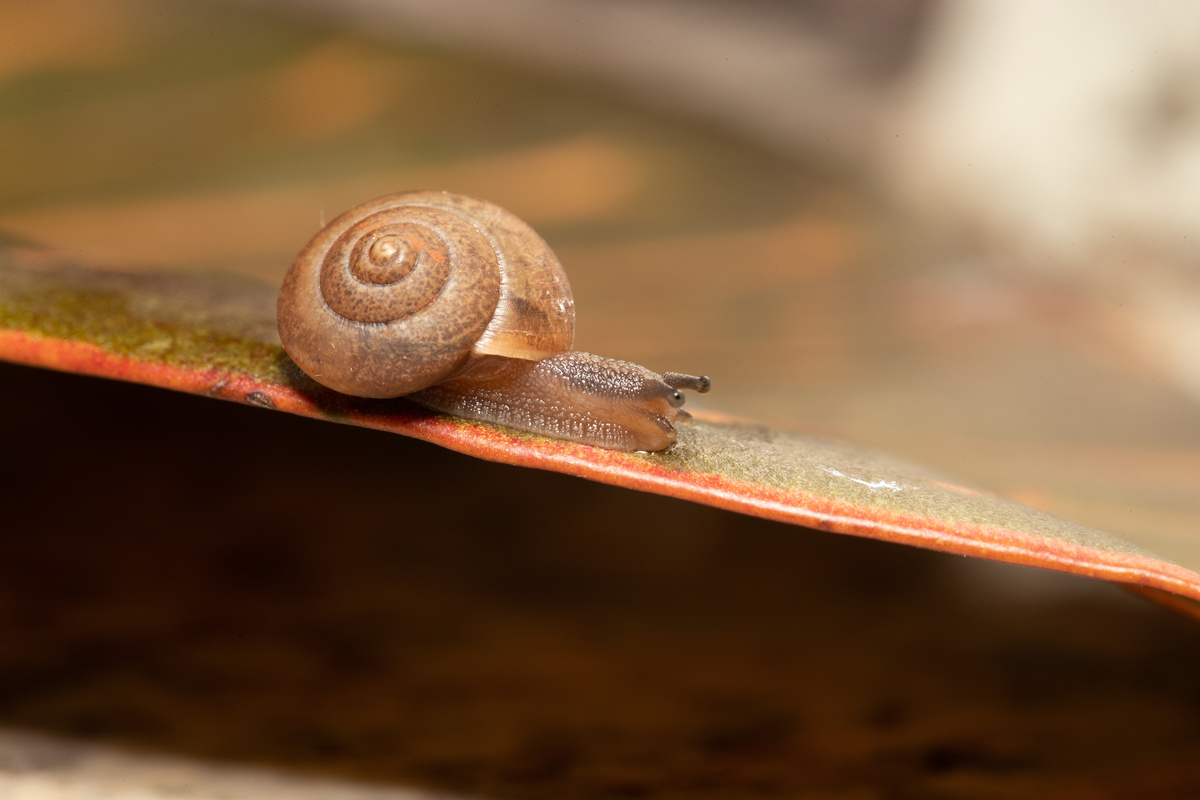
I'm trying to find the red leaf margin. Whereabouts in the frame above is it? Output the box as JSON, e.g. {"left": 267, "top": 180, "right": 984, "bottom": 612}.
{"left": 2, "top": 326, "right": 1198, "bottom": 622}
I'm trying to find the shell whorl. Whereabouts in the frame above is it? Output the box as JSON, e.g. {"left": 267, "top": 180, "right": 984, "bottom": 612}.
{"left": 278, "top": 191, "right": 575, "bottom": 398}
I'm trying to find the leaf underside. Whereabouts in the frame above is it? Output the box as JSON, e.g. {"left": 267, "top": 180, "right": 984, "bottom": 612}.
{"left": 3, "top": 249, "right": 1199, "bottom": 620}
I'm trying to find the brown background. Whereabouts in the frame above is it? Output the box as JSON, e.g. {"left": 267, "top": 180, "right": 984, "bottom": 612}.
{"left": 1, "top": 1, "right": 1198, "bottom": 797}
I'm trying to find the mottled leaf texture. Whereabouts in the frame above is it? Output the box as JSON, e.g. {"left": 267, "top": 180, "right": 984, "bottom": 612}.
{"left": 2, "top": 247, "right": 1198, "bottom": 620}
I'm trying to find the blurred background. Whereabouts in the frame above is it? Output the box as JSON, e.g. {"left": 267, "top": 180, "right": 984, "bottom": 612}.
{"left": 2, "top": 1, "right": 1200, "bottom": 797}
{"left": 2, "top": 0, "right": 1197, "bottom": 564}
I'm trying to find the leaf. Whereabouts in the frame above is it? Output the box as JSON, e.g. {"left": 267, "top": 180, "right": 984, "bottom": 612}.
{"left": 2, "top": 247, "right": 1199, "bottom": 619}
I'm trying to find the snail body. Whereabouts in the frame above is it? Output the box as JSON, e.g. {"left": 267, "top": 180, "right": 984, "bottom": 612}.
{"left": 277, "top": 191, "right": 709, "bottom": 452}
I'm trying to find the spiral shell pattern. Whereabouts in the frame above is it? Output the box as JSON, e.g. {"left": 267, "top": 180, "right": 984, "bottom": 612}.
{"left": 278, "top": 191, "right": 574, "bottom": 398}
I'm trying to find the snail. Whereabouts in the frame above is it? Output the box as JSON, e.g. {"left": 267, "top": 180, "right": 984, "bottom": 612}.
{"left": 277, "top": 190, "right": 710, "bottom": 452}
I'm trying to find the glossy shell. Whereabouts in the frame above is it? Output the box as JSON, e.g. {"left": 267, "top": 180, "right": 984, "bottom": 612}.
{"left": 277, "top": 191, "right": 575, "bottom": 398}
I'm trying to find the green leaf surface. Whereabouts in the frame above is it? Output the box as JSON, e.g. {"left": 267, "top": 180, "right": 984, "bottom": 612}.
{"left": 3, "top": 247, "right": 1198, "bottom": 618}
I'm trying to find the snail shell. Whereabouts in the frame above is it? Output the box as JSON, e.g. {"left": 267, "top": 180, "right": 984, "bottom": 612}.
{"left": 277, "top": 191, "right": 709, "bottom": 451}
{"left": 277, "top": 190, "right": 573, "bottom": 398}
